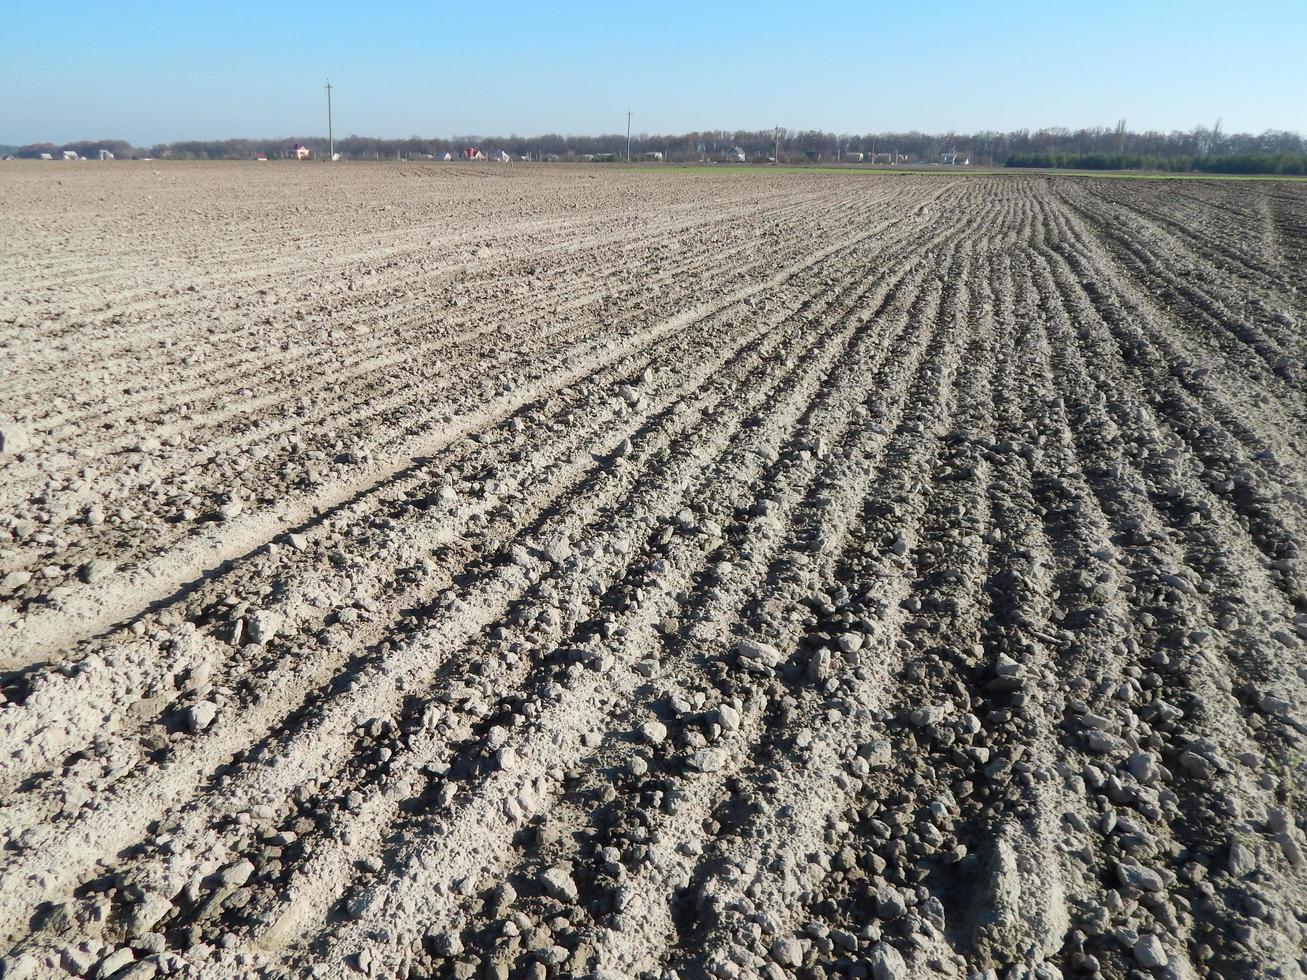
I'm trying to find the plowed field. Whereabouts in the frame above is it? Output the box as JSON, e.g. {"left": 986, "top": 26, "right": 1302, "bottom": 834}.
{"left": 2, "top": 163, "right": 1306, "bottom": 980}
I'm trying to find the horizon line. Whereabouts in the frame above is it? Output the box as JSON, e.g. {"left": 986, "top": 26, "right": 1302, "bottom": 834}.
{"left": 6, "top": 122, "right": 1307, "bottom": 148}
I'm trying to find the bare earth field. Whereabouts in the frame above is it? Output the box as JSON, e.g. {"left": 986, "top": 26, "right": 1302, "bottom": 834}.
{"left": 1, "top": 162, "right": 1306, "bottom": 980}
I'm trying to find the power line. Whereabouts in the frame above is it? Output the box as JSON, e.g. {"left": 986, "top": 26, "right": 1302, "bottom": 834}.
{"left": 325, "top": 80, "right": 334, "bottom": 161}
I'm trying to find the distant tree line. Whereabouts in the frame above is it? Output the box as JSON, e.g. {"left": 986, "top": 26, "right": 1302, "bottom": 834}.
{"left": 1005, "top": 151, "right": 1307, "bottom": 175}
{"left": 4, "top": 123, "right": 1305, "bottom": 174}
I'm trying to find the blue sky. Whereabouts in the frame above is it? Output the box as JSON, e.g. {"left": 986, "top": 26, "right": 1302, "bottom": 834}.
{"left": 3, "top": 1, "right": 1303, "bottom": 144}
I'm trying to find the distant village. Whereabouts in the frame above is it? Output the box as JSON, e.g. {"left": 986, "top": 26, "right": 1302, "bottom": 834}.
{"left": 12, "top": 148, "right": 119, "bottom": 161}
{"left": 0, "top": 139, "right": 961, "bottom": 167}
{"left": 4, "top": 140, "right": 964, "bottom": 166}
{"left": 4, "top": 133, "right": 980, "bottom": 166}
{"left": 6, "top": 125, "right": 1304, "bottom": 174}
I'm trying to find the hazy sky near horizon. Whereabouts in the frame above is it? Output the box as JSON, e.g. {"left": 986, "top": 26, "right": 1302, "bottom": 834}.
{"left": 3, "top": 0, "right": 1303, "bottom": 145}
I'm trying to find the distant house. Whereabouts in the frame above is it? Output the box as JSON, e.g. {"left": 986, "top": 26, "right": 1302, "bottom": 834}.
{"left": 463, "top": 147, "right": 484, "bottom": 159}
{"left": 39, "top": 153, "right": 53, "bottom": 160}
{"left": 291, "top": 143, "right": 311, "bottom": 160}
{"left": 436, "top": 151, "right": 452, "bottom": 161}
{"left": 643, "top": 151, "right": 664, "bottom": 161}
{"left": 844, "top": 152, "right": 864, "bottom": 163}
{"left": 61, "top": 150, "right": 79, "bottom": 160}
{"left": 254, "top": 153, "right": 268, "bottom": 162}
{"left": 489, "top": 149, "right": 511, "bottom": 162}
{"left": 98, "top": 149, "right": 114, "bottom": 160}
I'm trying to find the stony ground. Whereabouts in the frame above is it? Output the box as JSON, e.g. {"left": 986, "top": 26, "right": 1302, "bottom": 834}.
{"left": 1, "top": 162, "right": 1306, "bottom": 980}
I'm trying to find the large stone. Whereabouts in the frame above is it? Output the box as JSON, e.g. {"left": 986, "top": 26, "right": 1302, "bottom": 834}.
{"left": 687, "top": 748, "right": 727, "bottom": 773}
{"left": 539, "top": 866, "right": 578, "bottom": 904}
{"left": 638, "top": 720, "right": 668, "bottom": 744}
{"left": 769, "top": 937, "right": 803, "bottom": 967}
{"left": 1133, "top": 933, "right": 1168, "bottom": 968}
{"left": 867, "top": 943, "right": 908, "bottom": 980}
{"left": 0, "top": 426, "right": 28, "bottom": 455}
{"left": 736, "top": 638, "right": 783, "bottom": 673}
{"left": 186, "top": 701, "right": 217, "bottom": 733}
{"left": 247, "top": 609, "right": 283, "bottom": 645}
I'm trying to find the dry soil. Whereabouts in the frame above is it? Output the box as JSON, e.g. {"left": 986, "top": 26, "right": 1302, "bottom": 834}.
{"left": 1, "top": 162, "right": 1306, "bottom": 980}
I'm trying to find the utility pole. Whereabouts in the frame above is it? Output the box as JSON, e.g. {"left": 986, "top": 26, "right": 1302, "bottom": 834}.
{"left": 325, "top": 79, "right": 334, "bottom": 161}
{"left": 774, "top": 126, "right": 781, "bottom": 164}
{"left": 625, "top": 109, "right": 632, "bottom": 163}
